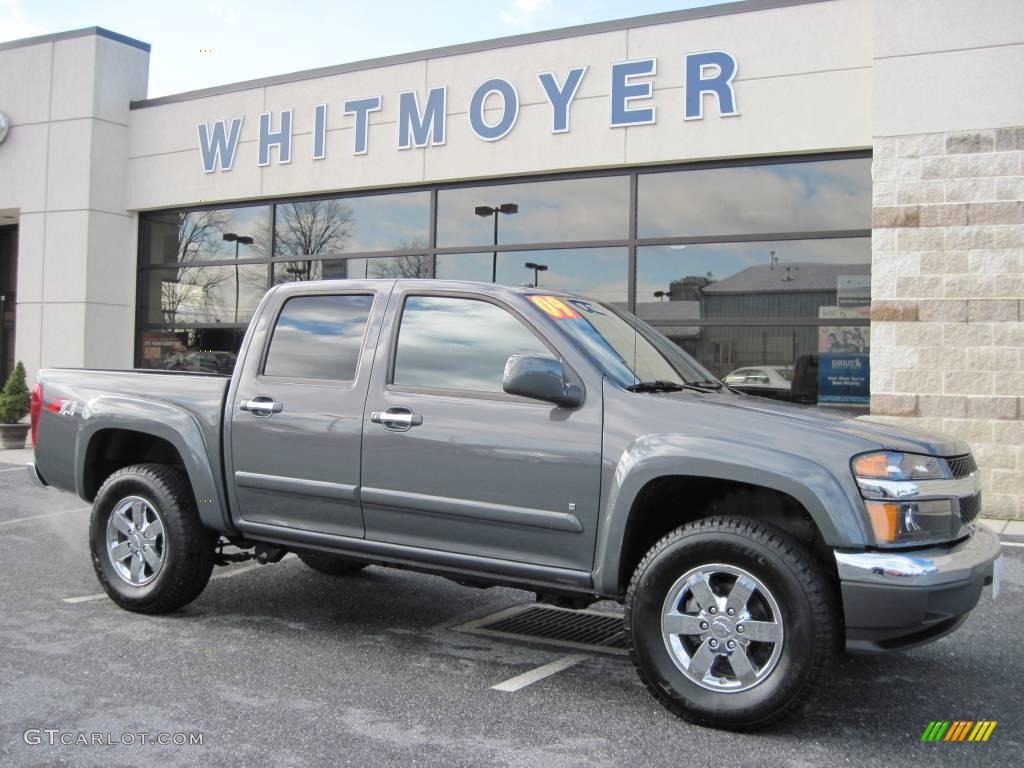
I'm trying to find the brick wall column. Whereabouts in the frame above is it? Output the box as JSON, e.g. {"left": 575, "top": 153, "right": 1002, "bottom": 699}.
{"left": 870, "top": 127, "right": 1024, "bottom": 519}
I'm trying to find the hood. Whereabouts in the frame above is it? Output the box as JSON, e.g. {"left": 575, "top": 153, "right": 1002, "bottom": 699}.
{"left": 653, "top": 391, "right": 969, "bottom": 457}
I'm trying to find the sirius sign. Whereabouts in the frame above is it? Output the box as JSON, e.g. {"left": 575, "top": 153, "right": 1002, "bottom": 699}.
{"left": 196, "top": 51, "right": 739, "bottom": 173}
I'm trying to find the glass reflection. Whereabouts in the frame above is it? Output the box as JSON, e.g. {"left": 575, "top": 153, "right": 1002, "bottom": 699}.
{"left": 141, "top": 206, "right": 272, "bottom": 265}
{"left": 141, "top": 265, "right": 268, "bottom": 325}
{"left": 264, "top": 295, "right": 373, "bottom": 380}
{"left": 435, "top": 248, "right": 628, "bottom": 303}
{"left": 394, "top": 296, "right": 551, "bottom": 392}
{"left": 437, "top": 176, "right": 628, "bottom": 247}
{"left": 636, "top": 239, "right": 870, "bottom": 323}
{"left": 638, "top": 159, "right": 871, "bottom": 238}
{"left": 138, "top": 328, "right": 244, "bottom": 372}
{"left": 273, "top": 192, "right": 429, "bottom": 257}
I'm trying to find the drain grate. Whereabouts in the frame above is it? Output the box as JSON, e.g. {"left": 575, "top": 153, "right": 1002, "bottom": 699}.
{"left": 453, "top": 603, "right": 628, "bottom": 655}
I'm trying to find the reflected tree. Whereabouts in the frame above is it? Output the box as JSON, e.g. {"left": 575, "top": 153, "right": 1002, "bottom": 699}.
{"left": 369, "top": 240, "right": 432, "bottom": 279}
{"left": 273, "top": 199, "right": 354, "bottom": 281}
{"left": 161, "top": 210, "right": 233, "bottom": 324}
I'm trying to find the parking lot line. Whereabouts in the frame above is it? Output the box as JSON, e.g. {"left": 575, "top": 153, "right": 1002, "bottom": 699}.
{"left": 0, "top": 466, "right": 27, "bottom": 473}
{"left": 1001, "top": 541, "right": 1024, "bottom": 548}
{"left": 0, "top": 506, "right": 91, "bottom": 526}
{"left": 491, "top": 654, "right": 586, "bottom": 692}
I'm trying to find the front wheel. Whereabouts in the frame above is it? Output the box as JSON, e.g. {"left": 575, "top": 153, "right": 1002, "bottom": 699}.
{"left": 89, "top": 463, "right": 216, "bottom": 614}
{"left": 624, "top": 517, "right": 837, "bottom": 731}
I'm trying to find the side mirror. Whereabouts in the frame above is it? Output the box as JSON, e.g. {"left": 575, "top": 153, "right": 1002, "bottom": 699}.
{"left": 502, "top": 355, "right": 583, "bottom": 407}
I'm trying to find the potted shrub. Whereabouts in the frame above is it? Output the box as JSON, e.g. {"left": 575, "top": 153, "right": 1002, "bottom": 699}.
{"left": 0, "top": 362, "right": 31, "bottom": 449}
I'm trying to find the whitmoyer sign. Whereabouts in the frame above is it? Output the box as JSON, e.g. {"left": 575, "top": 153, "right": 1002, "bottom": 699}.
{"left": 196, "top": 51, "right": 740, "bottom": 173}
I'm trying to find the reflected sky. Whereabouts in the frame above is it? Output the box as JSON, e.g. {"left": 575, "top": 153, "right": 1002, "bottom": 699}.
{"left": 274, "top": 192, "right": 429, "bottom": 256}
{"left": 264, "top": 295, "right": 373, "bottom": 379}
{"left": 437, "top": 176, "right": 629, "bottom": 247}
{"left": 145, "top": 264, "right": 268, "bottom": 325}
{"left": 394, "top": 296, "right": 551, "bottom": 392}
{"left": 436, "top": 248, "right": 628, "bottom": 303}
{"left": 143, "top": 206, "right": 272, "bottom": 265}
{"left": 639, "top": 159, "right": 871, "bottom": 238}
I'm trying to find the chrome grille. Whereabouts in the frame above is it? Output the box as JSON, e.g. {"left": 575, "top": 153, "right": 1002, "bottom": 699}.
{"left": 946, "top": 455, "right": 978, "bottom": 479}
{"left": 959, "top": 493, "right": 981, "bottom": 523}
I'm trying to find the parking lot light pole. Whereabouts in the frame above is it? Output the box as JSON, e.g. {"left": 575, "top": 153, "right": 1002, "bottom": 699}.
{"left": 222, "top": 233, "right": 254, "bottom": 323}
{"left": 475, "top": 203, "right": 518, "bottom": 282}
{"left": 524, "top": 261, "right": 548, "bottom": 288}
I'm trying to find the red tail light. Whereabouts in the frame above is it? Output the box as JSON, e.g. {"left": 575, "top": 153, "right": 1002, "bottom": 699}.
{"left": 30, "top": 383, "right": 42, "bottom": 447}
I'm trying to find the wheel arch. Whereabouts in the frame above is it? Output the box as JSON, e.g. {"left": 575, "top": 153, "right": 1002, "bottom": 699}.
{"left": 592, "top": 436, "right": 869, "bottom": 596}
{"left": 76, "top": 397, "right": 231, "bottom": 533}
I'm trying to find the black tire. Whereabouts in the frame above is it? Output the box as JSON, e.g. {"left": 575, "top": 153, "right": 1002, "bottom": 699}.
{"left": 624, "top": 516, "right": 837, "bottom": 731}
{"left": 89, "top": 463, "right": 216, "bottom": 614}
{"left": 297, "top": 551, "right": 368, "bottom": 576}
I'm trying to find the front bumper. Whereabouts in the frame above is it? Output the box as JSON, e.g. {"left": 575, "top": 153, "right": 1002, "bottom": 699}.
{"left": 835, "top": 524, "right": 1001, "bottom": 652}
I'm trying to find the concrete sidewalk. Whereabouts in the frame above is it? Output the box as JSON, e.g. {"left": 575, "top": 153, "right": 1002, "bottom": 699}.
{"left": 0, "top": 447, "right": 34, "bottom": 466}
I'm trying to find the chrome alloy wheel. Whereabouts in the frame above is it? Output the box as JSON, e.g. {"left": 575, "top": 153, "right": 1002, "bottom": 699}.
{"left": 661, "top": 563, "right": 784, "bottom": 693}
{"left": 105, "top": 496, "right": 166, "bottom": 586}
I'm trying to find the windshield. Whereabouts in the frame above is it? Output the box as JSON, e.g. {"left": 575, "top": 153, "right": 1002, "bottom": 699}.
{"left": 527, "top": 295, "right": 717, "bottom": 388}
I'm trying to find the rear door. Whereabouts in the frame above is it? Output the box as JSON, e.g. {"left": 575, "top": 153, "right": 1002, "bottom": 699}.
{"left": 359, "top": 287, "right": 604, "bottom": 572}
{"left": 227, "top": 283, "right": 391, "bottom": 537}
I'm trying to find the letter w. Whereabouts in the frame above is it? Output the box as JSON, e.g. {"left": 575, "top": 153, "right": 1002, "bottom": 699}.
{"left": 197, "top": 118, "right": 244, "bottom": 173}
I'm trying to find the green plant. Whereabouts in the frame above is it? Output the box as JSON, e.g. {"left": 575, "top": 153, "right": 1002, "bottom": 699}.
{"left": 0, "top": 362, "right": 30, "bottom": 424}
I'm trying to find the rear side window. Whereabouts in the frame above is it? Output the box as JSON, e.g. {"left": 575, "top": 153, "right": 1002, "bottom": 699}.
{"left": 393, "top": 296, "right": 552, "bottom": 393}
{"left": 264, "top": 294, "right": 373, "bottom": 380}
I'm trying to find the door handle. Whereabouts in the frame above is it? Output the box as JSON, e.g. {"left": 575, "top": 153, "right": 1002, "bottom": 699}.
{"left": 370, "top": 407, "right": 423, "bottom": 432}
{"left": 239, "top": 396, "right": 283, "bottom": 418}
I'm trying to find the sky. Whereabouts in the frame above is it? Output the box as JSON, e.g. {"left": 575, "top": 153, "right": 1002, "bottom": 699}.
{"left": 1, "top": 0, "right": 726, "bottom": 98}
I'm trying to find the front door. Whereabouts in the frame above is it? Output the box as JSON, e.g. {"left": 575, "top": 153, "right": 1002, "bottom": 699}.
{"left": 360, "top": 289, "right": 604, "bottom": 572}
{"left": 228, "top": 286, "right": 387, "bottom": 537}
{"left": 0, "top": 225, "right": 17, "bottom": 382}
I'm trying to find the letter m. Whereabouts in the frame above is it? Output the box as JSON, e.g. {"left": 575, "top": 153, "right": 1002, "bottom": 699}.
{"left": 197, "top": 117, "right": 244, "bottom": 173}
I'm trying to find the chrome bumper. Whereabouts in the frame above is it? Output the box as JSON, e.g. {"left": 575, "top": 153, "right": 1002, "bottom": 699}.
{"left": 26, "top": 462, "right": 48, "bottom": 488}
{"left": 835, "top": 524, "right": 1001, "bottom": 588}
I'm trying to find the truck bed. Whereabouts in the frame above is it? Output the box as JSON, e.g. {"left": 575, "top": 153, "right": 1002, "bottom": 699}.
{"left": 33, "top": 368, "right": 231, "bottom": 501}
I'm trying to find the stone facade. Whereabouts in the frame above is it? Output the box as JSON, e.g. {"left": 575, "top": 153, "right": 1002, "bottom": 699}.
{"left": 870, "top": 127, "right": 1024, "bottom": 519}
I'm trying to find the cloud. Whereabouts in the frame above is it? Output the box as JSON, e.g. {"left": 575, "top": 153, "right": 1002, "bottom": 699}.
{"left": 500, "top": 0, "right": 552, "bottom": 26}
{"left": 0, "top": 0, "right": 44, "bottom": 42}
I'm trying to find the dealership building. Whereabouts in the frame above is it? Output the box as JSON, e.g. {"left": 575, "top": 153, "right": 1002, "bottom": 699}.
{"left": 0, "top": 0, "right": 1021, "bottom": 515}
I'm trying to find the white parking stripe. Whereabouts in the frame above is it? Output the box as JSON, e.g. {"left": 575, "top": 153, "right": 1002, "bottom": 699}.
{"left": 0, "top": 507, "right": 91, "bottom": 526}
{"left": 1000, "top": 541, "right": 1024, "bottom": 548}
{"left": 0, "top": 466, "right": 27, "bottom": 473}
{"left": 491, "top": 655, "right": 586, "bottom": 692}
{"left": 61, "top": 555, "right": 295, "bottom": 604}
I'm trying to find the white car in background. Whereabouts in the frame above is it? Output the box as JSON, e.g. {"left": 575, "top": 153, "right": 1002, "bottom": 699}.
{"left": 723, "top": 366, "right": 794, "bottom": 399}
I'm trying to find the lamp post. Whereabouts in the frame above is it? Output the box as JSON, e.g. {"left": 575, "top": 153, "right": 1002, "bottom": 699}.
{"left": 222, "top": 233, "right": 254, "bottom": 323}
{"left": 653, "top": 290, "right": 673, "bottom": 302}
{"left": 474, "top": 203, "right": 518, "bottom": 282}
{"left": 524, "top": 261, "right": 548, "bottom": 288}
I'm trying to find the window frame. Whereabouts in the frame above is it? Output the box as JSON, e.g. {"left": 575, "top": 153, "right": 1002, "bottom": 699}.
{"left": 256, "top": 291, "right": 377, "bottom": 387}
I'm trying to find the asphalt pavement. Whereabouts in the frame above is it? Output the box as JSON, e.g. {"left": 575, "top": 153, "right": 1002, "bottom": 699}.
{"left": 1, "top": 457, "right": 1021, "bottom": 767}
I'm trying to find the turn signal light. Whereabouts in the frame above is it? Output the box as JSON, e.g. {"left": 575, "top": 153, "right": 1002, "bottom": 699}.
{"left": 865, "top": 501, "right": 899, "bottom": 543}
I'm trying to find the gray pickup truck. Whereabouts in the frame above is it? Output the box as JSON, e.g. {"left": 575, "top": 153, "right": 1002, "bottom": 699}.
{"left": 28, "top": 279, "right": 1001, "bottom": 730}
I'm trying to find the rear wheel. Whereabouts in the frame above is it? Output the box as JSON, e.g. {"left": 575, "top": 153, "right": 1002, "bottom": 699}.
{"left": 298, "top": 551, "right": 368, "bottom": 576}
{"left": 624, "top": 516, "right": 837, "bottom": 730}
{"left": 89, "top": 463, "right": 216, "bottom": 614}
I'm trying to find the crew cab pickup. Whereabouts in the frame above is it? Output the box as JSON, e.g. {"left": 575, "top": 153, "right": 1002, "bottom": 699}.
{"left": 28, "top": 280, "right": 1001, "bottom": 730}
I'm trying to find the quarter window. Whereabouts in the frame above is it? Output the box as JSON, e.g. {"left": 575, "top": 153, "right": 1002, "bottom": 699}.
{"left": 263, "top": 294, "right": 373, "bottom": 380}
{"left": 393, "top": 296, "right": 552, "bottom": 393}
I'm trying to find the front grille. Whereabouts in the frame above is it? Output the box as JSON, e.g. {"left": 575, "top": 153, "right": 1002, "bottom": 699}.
{"left": 947, "top": 454, "right": 978, "bottom": 479}
{"left": 959, "top": 493, "right": 982, "bottom": 523}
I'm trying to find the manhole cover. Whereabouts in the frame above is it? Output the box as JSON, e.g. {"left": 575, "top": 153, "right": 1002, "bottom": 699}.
{"left": 453, "top": 603, "right": 628, "bottom": 655}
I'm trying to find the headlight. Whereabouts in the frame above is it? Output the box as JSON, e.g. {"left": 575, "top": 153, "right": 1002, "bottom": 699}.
{"left": 851, "top": 451, "right": 948, "bottom": 481}
{"left": 852, "top": 451, "right": 961, "bottom": 546}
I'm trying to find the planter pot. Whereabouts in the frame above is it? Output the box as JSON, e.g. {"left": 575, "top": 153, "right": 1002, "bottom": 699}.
{"left": 0, "top": 423, "right": 29, "bottom": 449}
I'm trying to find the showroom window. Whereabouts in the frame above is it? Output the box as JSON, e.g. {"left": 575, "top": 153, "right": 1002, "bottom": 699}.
{"left": 136, "top": 154, "right": 870, "bottom": 405}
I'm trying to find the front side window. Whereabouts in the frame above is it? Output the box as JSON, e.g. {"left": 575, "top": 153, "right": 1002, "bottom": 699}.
{"left": 393, "top": 296, "right": 551, "bottom": 393}
{"left": 263, "top": 294, "right": 373, "bottom": 380}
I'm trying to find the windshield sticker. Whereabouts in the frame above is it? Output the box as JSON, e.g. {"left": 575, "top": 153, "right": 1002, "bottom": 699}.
{"left": 530, "top": 296, "right": 580, "bottom": 320}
